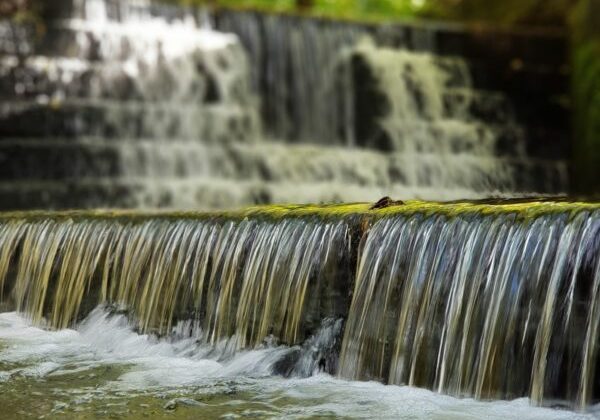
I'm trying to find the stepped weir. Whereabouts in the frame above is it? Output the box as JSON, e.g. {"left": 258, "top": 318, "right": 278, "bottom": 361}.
{"left": 1, "top": 201, "right": 600, "bottom": 411}
{"left": 0, "top": 0, "right": 570, "bottom": 209}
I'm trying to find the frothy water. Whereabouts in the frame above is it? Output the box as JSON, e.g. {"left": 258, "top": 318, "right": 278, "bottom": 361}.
{"left": 2, "top": 206, "right": 600, "bottom": 415}
{"left": 0, "top": 309, "right": 590, "bottom": 419}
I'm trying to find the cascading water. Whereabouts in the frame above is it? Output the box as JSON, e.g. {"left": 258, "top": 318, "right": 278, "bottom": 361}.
{"left": 0, "top": 202, "right": 599, "bottom": 415}
{"left": 0, "top": 0, "right": 569, "bottom": 210}
{"left": 0, "top": 1, "right": 587, "bottom": 418}
{"left": 213, "top": 11, "right": 569, "bottom": 197}
{"left": 339, "top": 210, "right": 600, "bottom": 407}
{"left": 0, "top": 216, "right": 352, "bottom": 342}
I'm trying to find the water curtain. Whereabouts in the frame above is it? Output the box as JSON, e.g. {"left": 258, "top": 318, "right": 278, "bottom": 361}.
{"left": 0, "top": 202, "right": 599, "bottom": 408}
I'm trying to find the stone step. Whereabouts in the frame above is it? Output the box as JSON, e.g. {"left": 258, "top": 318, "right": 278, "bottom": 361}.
{"left": 468, "top": 59, "right": 569, "bottom": 98}
{"left": 0, "top": 128, "right": 525, "bottom": 178}
{"left": 0, "top": 99, "right": 258, "bottom": 141}
{"left": 0, "top": 21, "right": 34, "bottom": 56}
{"left": 353, "top": 118, "right": 527, "bottom": 157}
{"left": 0, "top": 96, "right": 530, "bottom": 156}
{"left": 0, "top": 140, "right": 121, "bottom": 180}
{"left": 0, "top": 140, "right": 568, "bottom": 195}
{"left": 0, "top": 54, "right": 240, "bottom": 105}
{"left": 0, "top": 174, "right": 568, "bottom": 212}
{"left": 0, "top": 57, "right": 516, "bottom": 126}
{"left": 442, "top": 89, "right": 515, "bottom": 124}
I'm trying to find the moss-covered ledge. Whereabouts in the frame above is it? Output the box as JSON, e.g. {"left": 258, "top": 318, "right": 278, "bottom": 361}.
{"left": 0, "top": 199, "right": 598, "bottom": 223}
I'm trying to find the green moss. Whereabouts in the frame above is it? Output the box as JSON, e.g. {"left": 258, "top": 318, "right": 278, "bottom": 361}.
{"left": 162, "top": 0, "right": 423, "bottom": 23}
{"left": 0, "top": 200, "right": 598, "bottom": 224}
{"left": 159, "top": 0, "right": 573, "bottom": 26}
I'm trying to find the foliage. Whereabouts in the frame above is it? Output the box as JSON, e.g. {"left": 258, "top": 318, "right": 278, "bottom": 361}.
{"left": 166, "top": 0, "right": 575, "bottom": 25}
{"left": 1, "top": 0, "right": 46, "bottom": 38}
{"left": 12, "top": 0, "right": 575, "bottom": 28}
{"left": 420, "top": 0, "right": 574, "bottom": 25}
{"left": 571, "top": 0, "right": 600, "bottom": 194}
{"left": 164, "top": 0, "right": 423, "bottom": 20}
{"left": 0, "top": 0, "right": 42, "bottom": 22}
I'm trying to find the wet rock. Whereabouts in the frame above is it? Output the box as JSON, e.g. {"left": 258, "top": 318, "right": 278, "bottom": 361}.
{"left": 163, "top": 399, "right": 178, "bottom": 410}
{"left": 220, "top": 414, "right": 240, "bottom": 419}
{"left": 344, "top": 52, "right": 393, "bottom": 151}
{"left": 163, "top": 397, "right": 205, "bottom": 410}
{"left": 52, "top": 402, "right": 69, "bottom": 412}
{"left": 370, "top": 196, "right": 404, "bottom": 209}
{"left": 272, "top": 347, "right": 301, "bottom": 377}
{"left": 175, "top": 397, "right": 205, "bottom": 407}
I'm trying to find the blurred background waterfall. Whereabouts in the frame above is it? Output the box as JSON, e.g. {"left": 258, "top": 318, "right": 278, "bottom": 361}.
{"left": 1, "top": 2, "right": 600, "bottom": 417}
{"left": 1, "top": 0, "right": 594, "bottom": 210}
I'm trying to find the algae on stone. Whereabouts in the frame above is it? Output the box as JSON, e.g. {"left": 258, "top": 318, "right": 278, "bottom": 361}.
{"left": 0, "top": 200, "right": 598, "bottom": 224}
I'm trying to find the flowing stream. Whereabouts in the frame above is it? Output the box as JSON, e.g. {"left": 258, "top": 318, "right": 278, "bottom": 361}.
{"left": 1, "top": 204, "right": 600, "bottom": 417}
{"left": 0, "top": 308, "right": 591, "bottom": 419}
{"left": 0, "top": 1, "right": 590, "bottom": 418}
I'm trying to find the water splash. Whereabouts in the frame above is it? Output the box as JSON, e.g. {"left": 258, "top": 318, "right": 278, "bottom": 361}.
{"left": 0, "top": 309, "right": 589, "bottom": 419}
{"left": 1, "top": 205, "right": 600, "bottom": 409}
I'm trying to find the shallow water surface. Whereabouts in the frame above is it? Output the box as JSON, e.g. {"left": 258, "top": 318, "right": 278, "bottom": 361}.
{"left": 0, "top": 310, "right": 592, "bottom": 419}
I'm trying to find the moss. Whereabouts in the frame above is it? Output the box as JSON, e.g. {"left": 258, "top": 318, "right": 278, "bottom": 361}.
{"left": 0, "top": 200, "right": 598, "bottom": 224}
{"left": 158, "top": 0, "right": 574, "bottom": 26}
{"left": 162, "top": 0, "right": 423, "bottom": 23}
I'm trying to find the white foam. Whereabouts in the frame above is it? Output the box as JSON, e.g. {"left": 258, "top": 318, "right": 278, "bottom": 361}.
{"left": 0, "top": 309, "right": 592, "bottom": 419}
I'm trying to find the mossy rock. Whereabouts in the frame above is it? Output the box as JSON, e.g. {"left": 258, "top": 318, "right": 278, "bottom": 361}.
{"left": 0, "top": 199, "right": 598, "bottom": 224}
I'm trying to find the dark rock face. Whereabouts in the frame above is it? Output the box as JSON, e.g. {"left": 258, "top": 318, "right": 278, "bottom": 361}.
{"left": 346, "top": 53, "right": 393, "bottom": 151}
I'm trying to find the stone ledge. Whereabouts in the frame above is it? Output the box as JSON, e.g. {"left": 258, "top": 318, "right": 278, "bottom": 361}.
{"left": 0, "top": 199, "right": 598, "bottom": 221}
{"left": 0, "top": 140, "right": 568, "bottom": 195}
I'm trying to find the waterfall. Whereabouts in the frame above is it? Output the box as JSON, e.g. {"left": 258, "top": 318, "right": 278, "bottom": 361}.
{"left": 213, "top": 11, "right": 568, "bottom": 196}
{"left": 215, "top": 10, "right": 367, "bottom": 142}
{"left": 0, "top": 214, "right": 353, "bottom": 345}
{"left": 1, "top": 202, "right": 600, "bottom": 409}
{"left": 339, "top": 209, "right": 600, "bottom": 407}
{"left": 0, "top": 1, "right": 569, "bottom": 210}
